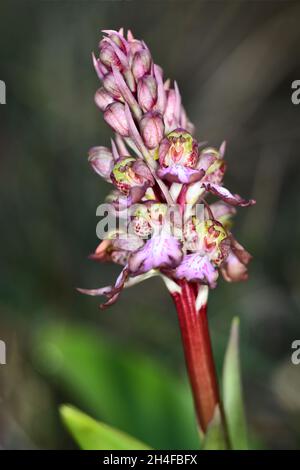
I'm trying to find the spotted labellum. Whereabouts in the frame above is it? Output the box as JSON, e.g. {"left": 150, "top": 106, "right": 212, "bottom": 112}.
{"left": 80, "top": 28, "right": 256, "bottom": 442}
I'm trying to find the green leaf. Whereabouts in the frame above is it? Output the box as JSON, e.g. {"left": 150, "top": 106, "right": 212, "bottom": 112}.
{"left": 33, "top": 322, "right": 199, "bottom": 449}
{"left": 202, "top": 406, "right": 227, "bottom": 450}
{"left": 222, "top": 317, "right": 248, "bottom": 450}
{"left": 60, "top": 405, "right": 151, "bottom": 450}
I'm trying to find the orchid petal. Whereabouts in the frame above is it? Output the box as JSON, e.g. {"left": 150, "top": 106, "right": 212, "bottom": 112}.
{"left": 129, "top": 236, "right": 183, "bottom": 275}
{"left": 158, "top": 165, "right": 204, "bottom": 184}
{"left": 78, "top": 268, "right": 161, "bottom": 308}
{"left": 221, "top": 252, "right": 248, "bottom": 283}
{"left": 175, "top": 254, "right": 219, "bottom": 288}
{"left": 230, "top": 236, "right": 252, "bottom": 265}
{"left": 209, "top": 201, "right": 236, "bottom": 220}
{"left": 78, "top": 267, "right": 129, "bottom": 308}
{"left": 185, "top": 182, "right": 205, "bottom": 206}
{"left": 113, "top": 234, "right": 144, "bottom": 252}
{"left": 202, "top": 182, "right": 256, "bottom": 207}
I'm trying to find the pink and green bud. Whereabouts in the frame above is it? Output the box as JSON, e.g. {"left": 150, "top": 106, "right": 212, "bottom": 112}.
{"left": 200, "top": 147, "right": 226, "bottom": 185}
{"left": 102, "top": 30, "right": 128, "bottom": 54}
{"left": 103, "top": 72, "right": 123, "bottom": 100}
{"left": 99, "top": 41, "right": 123, "bottom": 70}
{"left": 111, "top": 157, "right": 139, "bottom": 195}
{"left": 127, "top": 36, "right": 145, "bottom": 56}
{"left": 94, "top": 87, "right": 114, "bottom": 111}
{"left": 132, "top": 49, "right": 152, "bottom": 80}
{"left": 88, "top": 146, "right": 114, "bottom": 181}
{"left": 104, "top": 102, "right": 129, "bottom": 137}
{"left": 140, "top": 112, "right": 164, "bottom": 149}
{"left": 110, "top": 156, "right": 154, "bottom": 198}
{"left": 137, "top": 75, "right": 157, "bottom": 112}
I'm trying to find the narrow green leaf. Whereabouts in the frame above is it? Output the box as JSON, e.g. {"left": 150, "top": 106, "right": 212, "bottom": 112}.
{"left": 222, "top": 317, "right": 248, "bottom": 450}
{"left": 60, "top": 405, "right": 151, "bottom": 450}
{"left": 202, "top": 406, "right": 227, "bottom": 450}
{"left": 34, "top": 322, "right": 199, "bottom": 449}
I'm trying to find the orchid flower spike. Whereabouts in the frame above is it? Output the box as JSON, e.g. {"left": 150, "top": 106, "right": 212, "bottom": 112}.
{"left": 80, "top": 28, "right": 256, "bottom": 439}
{"left": 82, "top": 29, "right": 255, "bottom": 308}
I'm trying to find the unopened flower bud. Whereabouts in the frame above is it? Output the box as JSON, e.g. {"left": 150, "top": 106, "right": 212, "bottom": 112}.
{"left": 99, "top": 41, "right": 122, "bottom": 69}
{"left": 111, "top": 157, "right": 154, "bottom": 200}
{"left": 140, "top": 112, "right": 164, "bottom": 149}
{"left": 105, "top": 30, "right": 127, "bottom": 53}
{"left": 128, "top": 38, "right": 145, "bottom": 56}
{"left": 132, "top": 50, "right": 151, "bottom": 80}
{"left": 94, "top": 87, "right": 114, "bottom": 111}
{"left": 164, "top": 89, "right": 177, "bottom": 131}
{"left": 200, "top": 147, "right": 226, "bottom": 185}
{"left": 137, "top": 75, "right": 157, "bottom": 112}
{"left": 104, "top": 102, "right": 129, "bottom": 137}
{"left": 103, "top": 72, "right": 123, "bottom": 100}
{"left": 93, "top": 53, "right": 109, "bottom": 80}
{"left": 88, "top": 146, "right": 114, "bottom": 181}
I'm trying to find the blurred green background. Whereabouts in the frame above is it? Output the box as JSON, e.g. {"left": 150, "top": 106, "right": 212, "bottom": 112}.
{"left": 1, "top": 0, "right": 300, "bottom": 449}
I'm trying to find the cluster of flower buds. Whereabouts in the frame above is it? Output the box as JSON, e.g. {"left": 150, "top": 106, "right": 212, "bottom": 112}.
{"left": 81, "top": 29, "right": 255, "bottom": 308}
{"left": 93, "top": 29, "right": 193, "bottom": 150}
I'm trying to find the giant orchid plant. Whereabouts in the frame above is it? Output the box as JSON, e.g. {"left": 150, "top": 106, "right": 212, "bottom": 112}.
{"left": 78, "top": 28, "right": 255, "bottom": 449}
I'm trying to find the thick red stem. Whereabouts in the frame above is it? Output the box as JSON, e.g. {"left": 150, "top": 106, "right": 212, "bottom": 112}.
{"left": 171, "top": 279, "right": 220, "bottom": 433}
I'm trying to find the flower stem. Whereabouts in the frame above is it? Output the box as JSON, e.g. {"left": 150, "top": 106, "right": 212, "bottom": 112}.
{"left": 171, "top": 280, "right": 228, "bottom": 442}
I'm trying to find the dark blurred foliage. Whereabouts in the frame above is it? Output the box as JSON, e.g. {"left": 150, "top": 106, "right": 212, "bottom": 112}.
{"left": 0, "top": 0, "right": 300, "bottom": 449}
